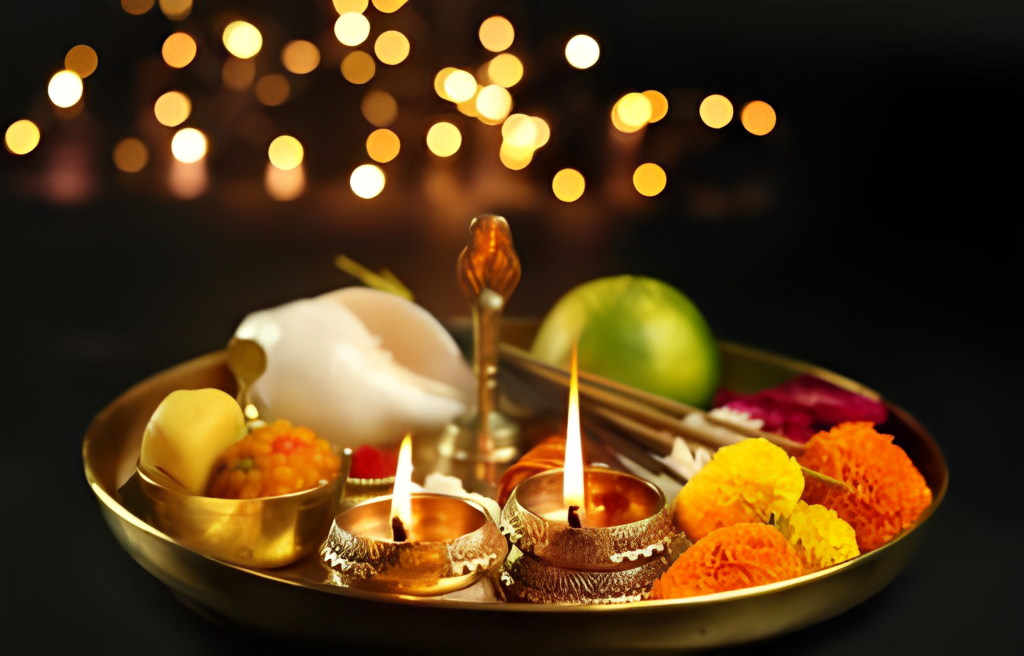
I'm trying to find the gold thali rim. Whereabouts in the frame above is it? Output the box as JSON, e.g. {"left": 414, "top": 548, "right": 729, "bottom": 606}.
{"left": 83, "top": 338, "right": 948, "bottom": 619}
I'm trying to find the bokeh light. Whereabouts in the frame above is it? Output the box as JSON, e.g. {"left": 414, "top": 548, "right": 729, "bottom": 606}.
{"left": 350, "top": 163, "right": 385, "bottom": 198}
{"left": 361, "top": 89, "right": 398, "bottom": 127}
{"left": 552, "top": 168, "right": 585, "bottom": 202}
{"left": 699, "top": 94, "right": 734, "bottom": 129}
{"left": 5, "top": 120, "right": 40, "bottom": 155}
{"left": 154, "top": 91, "right": 191, "bottom": 127}
{"left": 162, "top": 33, "right": 197, "bottom": 68}
{"left": 426, "top": 121, "right": 461, "bottom": 157}
{"left": 171, "top": 127, "right": 207, "bottom": 163}
{"left": 112, "top": 137, "right": 148, "bottom": 172}
{"left": 335, "top": 12, "right": 371, "bottom": 46}
{"left": 565, "top": 35, "right": 599, "bottom": 69}
{"left": 121, "top": 0, "right": 154, "bottom": 16}
{"left": 255, "top": 74, "right": 290, "bottom": 106}
{"left": 48, "top": 70, "right": 83, "bottom": 108}
{"left": 531, "top": 116, "right": 551, "bottom": 148}
{"left": 741, "top": 100, "right": 777, "bottom": 136}
{"left": 476, "top": 85, "right": 512, "bottom": 123}
{"left": 65, "top": 45, "right": 98, "bottom": 79}
{"left": 341, "top": 51, "right": 376, "bottom": 84}
{"left": 268, "top": 135, "right": 304, "bottom": 170}
{"left": 168, "top": 158, "right": 207, "bottom": 199}
{"left": 443, "top": 70, "right": 477, "bottom": 103}
{"left": 374, "top": 31, "right": 410, "bottom": 66}
{"left": 333, "top": 0, "right": 368, "bottom": 13}
{"left": 613, "top": 92, "right": 653, "bottom": 133}
{"left": 484, "top": 53, "right": 523, "bottom": 88}
{"left": 456, "top": 87, "right": 481, "bottom": 117}
{"left": 501, "top": 114, "right": 536, "bottom": 148}
{"left": 281, "top": 40, "right": 320, "bottom": 74}
{"left": 643, "top": 90, "right": 669, "bottom": 123}
{"left": 372, "top": 0, "right": 407, "bottom": 13}
{"left": 265, "top": 162, "right": 305, "bottom": 201}
{"left": 366, "top": 128, "right": 400, "bottom": 163}
{"left": 159, "top": 0, "right": 192, "bottom": 21}
{"left": 222, "top": 57, "right": 256, "bottom": 90}
{"left": 499, "top": 142, "right": 533, "bottom": 170}
{"left": 433, "top": 68, "right": 457, "bottom": 101}
{"left": 479, "top": 16, "right": 514, "bottom": 52}
{"left": 633, "top": 163, "right": 667, "bottom": 197}
{"left": 223, "top": 21, "right": 263, "bottom": 59}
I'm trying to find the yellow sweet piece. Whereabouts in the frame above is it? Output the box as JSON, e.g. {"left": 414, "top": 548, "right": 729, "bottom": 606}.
{"left": 139, "top": 388, "right": 248, "bottom": 495}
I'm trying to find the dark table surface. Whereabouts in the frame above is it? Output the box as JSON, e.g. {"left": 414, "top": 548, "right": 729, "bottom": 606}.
{"left": 4, "top": 1, "right": 1022, "bottom": 654}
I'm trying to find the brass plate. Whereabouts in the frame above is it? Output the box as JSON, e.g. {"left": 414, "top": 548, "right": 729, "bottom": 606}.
{"left": 83, "top": 327, "right": 947, "bottom": 652}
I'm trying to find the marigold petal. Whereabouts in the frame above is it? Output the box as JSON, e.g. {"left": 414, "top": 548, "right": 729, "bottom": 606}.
{"left": 777, "top": 500, "right": 859, "bottom": 572}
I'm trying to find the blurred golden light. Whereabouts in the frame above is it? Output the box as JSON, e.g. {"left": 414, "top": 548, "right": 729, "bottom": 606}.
{"left": 48, "top": 70, "right": 83, "bottom": 108}
{"left": 552, "top": 168, "right": 585, "bottom": 202}
{"left": 265, "top": 162, "right": 305, "bottom": 201}
{"left": 501, "top": 114, "right": 536, "bottom": 148}
{"left": 255, "top": 74, "right": 290, "bottom": 106}
{"left": 374, "top": 30, "right": 410, "bottom": 65}
{"left": 154, "top": 91, "right": 191, "bottom": 127}
{"left": 65, "top": 45, "right": 98, "bottom": 79}
{"left": 485, "top": 53, "right": 523, "bottom": 88}
{"left": 426, "top": 121, "right": 461, "bottom": 157}
{"left": 268, "top": 135, "right": 304, "bottom": 170}
{"left": 162, "top": 33, "right": 197, "bottom": 68}
{"left": 499, "top": 142, "right": 533, "bottom": 170}
{"left": 171, "top": 127, "right": 207, "bottom": 163}
{"left": 699, "top": 94, "right": 734, "bottom": 129}
{"left": 366, "top": 128, "right": 400, "bottom": 163}
{"left": 333, "top": 0, "right": 368, "bottom": 13}
{"left": 113, "top": 137, "right": 148, "bottom": 172}
{"left": 341, "top": 51, "right": 376, "bottom": 84}
{"left": 222, "top": 57, "right": 256, "bottom": 90}
{"left": 5, "top": 120, "right": 40, "bottom": 155}
{"left": 282, "top": 40, "right": 320, "bottom": 74}
{"left": 741, "top": 100, "right": 777, "bottom": 136}
{"left": 223, "top": 21, "right": 263, "bottom": 59}
{"left": 476, "top": 85, "right": 512, "bottom": 123}
{"left": 565, "top": 35, "right": 600, "bottom": 69}
{"left": 456, "top": 87, "right": 481, "bottom": 117}
{"left": 433, "top": 67, "right": 458, "bottom": 100}
{"left": 372, "top": 0, "right": 407, "bottom": 13}
{"left": 531, "top": 116, "right": 551, "bottom": 148}
{"left": 613, "top": 92, "right": 653, "bottom": 132}
{"left": 159, "top": 0, "right": 192, "bottom": 21}
{"left": 444, "top": 70, "right": 477, "bottom": 103}
{"left": 169, "top": 158, "right": 207, "bottom": 199}
{"left": 121, "top": 0, "right": 154, "bottom": 16}
{"left": 479, "top": 16, "right": 514, "bottom": 52}
{"left": 643, "top": 90, "right": 669, "bottom": 123}
{"left": 633, "top": 163, "right": 667, "bottom": 197}
{"left": 350, "top": 163, "right": 385, "bottom": 198}
{"left": 335, "top": 12, "right": 371, "bottom": 46}
{"left": 360, "top": 89, "right": 398, "bottom": 127}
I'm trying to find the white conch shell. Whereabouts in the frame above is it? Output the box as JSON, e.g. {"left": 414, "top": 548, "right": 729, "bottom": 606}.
{"left": 234, "top": 287, "right": 475, "bottom": 448}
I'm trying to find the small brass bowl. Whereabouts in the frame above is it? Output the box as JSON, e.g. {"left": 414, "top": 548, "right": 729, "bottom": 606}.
{"left": 122, "top": 466, "right": 343, "bottom": 569}
{"left": 338, "top": 476, "right": 395, "bottom": 512}
{"left": 320, "top": 493, "right": 508, "bottom": 596}
{"left": 499, "top": 468, "right": 680, "bottom": 604}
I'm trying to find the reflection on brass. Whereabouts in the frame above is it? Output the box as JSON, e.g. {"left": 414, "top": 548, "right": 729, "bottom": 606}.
{"left": 439, "top": 215, "right": 523, "bottom": 497}
{"left": 226, "top": 337, "right": 267, "bottom": 422}
{"left": 128, "top": 465, "right": 342, "bottom": 569}
{"left": 499, "top": 468, "right": 678, "bottom": 604}
{"left": 321, "top": 494, "right": 508, "bottom": 596}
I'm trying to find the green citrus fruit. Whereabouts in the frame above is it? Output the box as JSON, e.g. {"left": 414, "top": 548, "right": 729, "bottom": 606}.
{"left": 530, "top": 275, "right": 720, "bottom": 408}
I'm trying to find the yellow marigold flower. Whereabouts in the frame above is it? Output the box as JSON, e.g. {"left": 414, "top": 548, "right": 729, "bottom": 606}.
{"left": 776, "top": 500, "right": 859, "bottom": 572}
{"left": 672, "top": 438, "right": 804, "bottom": 541}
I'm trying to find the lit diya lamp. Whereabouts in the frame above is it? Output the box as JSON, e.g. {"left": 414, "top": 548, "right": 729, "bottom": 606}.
{"left": 499, "top": 345, "right": 682, "bottom": 604}
{"left": 319, "top": 434, "right": 508, "bottom": 596}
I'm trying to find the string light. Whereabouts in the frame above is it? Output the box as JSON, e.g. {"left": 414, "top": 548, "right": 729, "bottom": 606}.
{"left": 48, "top": 70, "right": 83, "bottom": 108}
{"left": 335, "top": 12, "right": 371, "bottom": 46}
{"left": 350, "top": 163, "right": 385, "bottom": 198}
{"left": 113, "top": 138, "right": 148, "bottom": 172}
{"left": 741, "top": 100, "right": 777, "bottom": 136}
{"left": 553, "top": 168, "right": 585, "bottom": 202}
{"left": 171, "top": 128, "right": 207, "bottom": 163}
{"left": 633, "top": 163, "right": 666, "bottom": 197}
{"left": 366, "top": 129, "right": 400, "bottom": 163}
{"left": 65, "top": 45, "right": 98, "bottom": 79}
{"left": 426, "top": 121, "right": 461, "bottom": 157}
{"left": 479, "top": 16, "right": 514, "bottom": 52}
{"left": 154, "top": 91, "right": 191, "bottom": 127}
{"left": 162, "top": 33, "right": 197, "bottom": 68}
{"left": 699, "top": 94, "right": 734, "bottom": 129}
{"left": 341, "top": 51, "right": 376, "bottom": 84}
{"left": 282, "top": 40, "right": 320, "bottom": 74}
{"left": 374, "top": 31, "right": 410, "bottom": 65}
{"left": 5, "top": 120, "right": 40, "bottom": 155}
{"left": 223, "top": 21, "right": 263, "bottom": 59}
{"left": 268, "top": 135, "right": 304, "bottom": 170}
{"left": 565, "top": 35, "right": 599, "bottom": 69}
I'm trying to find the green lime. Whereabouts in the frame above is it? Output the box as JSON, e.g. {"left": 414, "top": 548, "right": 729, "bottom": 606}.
{"left": 530, "top": 275, "right": 720, "bottom": 408}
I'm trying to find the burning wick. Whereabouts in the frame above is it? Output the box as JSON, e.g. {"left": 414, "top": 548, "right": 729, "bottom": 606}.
{"left": 390, "top": 433, "right": 414, "bottom": 542}
{"left": 563, "top": 342, "right": 587, "bottom": 528}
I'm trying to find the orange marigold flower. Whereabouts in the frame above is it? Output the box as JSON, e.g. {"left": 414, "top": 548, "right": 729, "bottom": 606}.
{"left": 798, "top": 421, "right": 932, "bottom": 552}
{"left": 650, "top": 523, "right": 805, "bottom": 600}
{"left": 672, "top": 438, "right": 804, "bottom": 541}
{"left": 776, "top": 500, "right": 859, "bottom": 572}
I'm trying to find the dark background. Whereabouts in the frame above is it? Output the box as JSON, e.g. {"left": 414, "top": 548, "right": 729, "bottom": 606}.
{"left": 3, "top": 1, "right": 1021, "bottom": 653}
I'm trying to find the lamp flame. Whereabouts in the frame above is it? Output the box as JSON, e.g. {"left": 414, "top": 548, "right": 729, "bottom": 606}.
{"left": 390, "top": 433, "right": 414, "bottom": 540}
{"left": 563, "top": 342, "right": 586, "bottom": 525}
